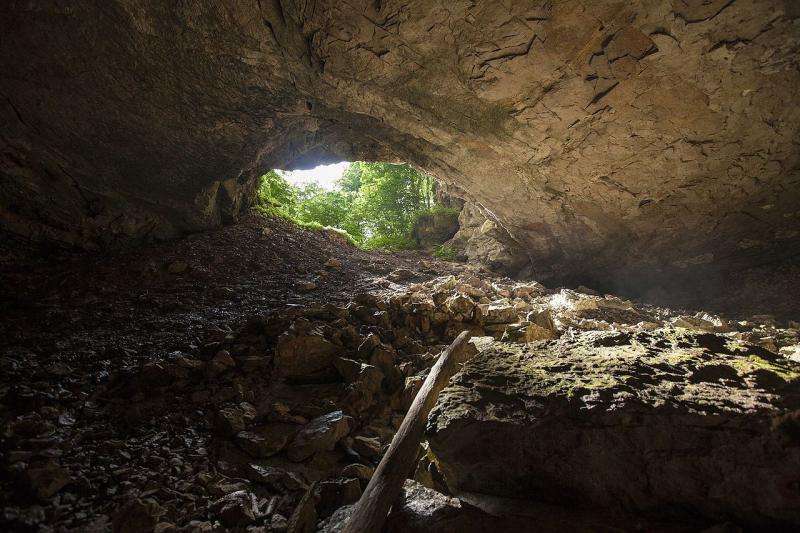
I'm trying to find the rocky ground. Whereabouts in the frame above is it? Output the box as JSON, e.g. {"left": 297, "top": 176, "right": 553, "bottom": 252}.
{"left": 1, "top": 214, "right": 799, "bottom": 532}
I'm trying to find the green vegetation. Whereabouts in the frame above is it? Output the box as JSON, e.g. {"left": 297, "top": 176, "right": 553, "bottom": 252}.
{"left": 254, "top": 162, "right": 458, "bottom": 252}
{"left": 433, "top": 244, "right": 459, "bottom": 261}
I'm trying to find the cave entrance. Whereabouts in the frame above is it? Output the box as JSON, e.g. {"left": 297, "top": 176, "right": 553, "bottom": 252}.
{"left": 257, "top": 161, "right": 460, "bottom": 254}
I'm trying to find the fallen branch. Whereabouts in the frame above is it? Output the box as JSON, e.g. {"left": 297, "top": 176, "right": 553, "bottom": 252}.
{"left": 342, "top": 330, "right": 477, "bottom": 533}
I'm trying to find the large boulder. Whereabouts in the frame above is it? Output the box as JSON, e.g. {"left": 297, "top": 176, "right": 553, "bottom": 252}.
{"left": 427, "top": 331, "right": 800, "bottom": 529}
{"left": 287, "top": 411, "right": 354, "bottom": 462}
{"left": 274, "top": 333, "right": 343, "bottom": 379}
{"left": 412, "top": 208, "right": 459, "bottom": 249}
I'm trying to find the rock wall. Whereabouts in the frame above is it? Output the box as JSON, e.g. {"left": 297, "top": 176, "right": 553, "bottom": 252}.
{"left": 2, "top": 1, "right": 799, "bottom": 285}
{"left": 446, "top": 202, "right": 532, "bottom": 277}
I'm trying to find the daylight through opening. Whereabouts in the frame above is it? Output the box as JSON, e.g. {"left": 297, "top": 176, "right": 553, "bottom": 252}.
{"left": 256, "top": 162, "right": 460, "bottom": 257}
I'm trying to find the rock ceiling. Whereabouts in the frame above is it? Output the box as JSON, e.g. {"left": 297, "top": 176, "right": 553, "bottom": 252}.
{"left": 2, "top": 0, "right": 798, "bottom": 284}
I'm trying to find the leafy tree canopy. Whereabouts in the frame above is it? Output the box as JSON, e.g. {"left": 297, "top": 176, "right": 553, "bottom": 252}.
{"left": 254, "top": 162, "right": 451, "bottom": 250}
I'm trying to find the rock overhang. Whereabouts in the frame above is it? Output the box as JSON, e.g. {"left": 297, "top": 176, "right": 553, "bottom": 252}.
{"left": 1, "top": 0, "right": 798, "bottom": 290}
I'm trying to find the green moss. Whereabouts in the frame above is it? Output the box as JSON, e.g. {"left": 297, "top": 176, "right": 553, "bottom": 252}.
{"left": 729, "top": 355, "right": 799, "bottom": 381}
{"left": 724, "top": 339, "right": 749, "bottom": 354}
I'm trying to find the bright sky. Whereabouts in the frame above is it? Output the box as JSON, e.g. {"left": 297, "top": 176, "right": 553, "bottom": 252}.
{"left": 277, "top": 161, "right": 350, "bottom": 190}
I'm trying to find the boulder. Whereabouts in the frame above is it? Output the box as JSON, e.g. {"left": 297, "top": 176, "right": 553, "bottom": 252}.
{"left": 324, "top": 258, "right": 342, "bottom": 270}
{"left": 427, "top": 331, "right": 800, "bottom": 529}
{"left": 112, "top": 498, "right": 162, "bottom": 533}
{"left": 246, "top": 464, "right": 307, "bottom": 491}
{"left": 287, "top": 483, "right": 317, "bottom": 533}
{"left": 341, "top": 463, "right": 374, "bottom": 487}
{"left": 524, "top": 323, "right": 555, "bottom": 342}
{"left": 412, "top": 208, "right": 459, "bottom": 248}
{"left": 235, "top": 423, "right": 299, "bottom": 458}
{"left": 274, "top": 333, "right": 342, "bottom": 379}
{"left": 446, "top": 294, "right": 474, "bottom": 317}
{"left": 388, "top": 269, "right": 414, "bottom": 282}
{"left": 351, "top": 436, "right": 383, "bottom": 459}
{"left": 210, "top": 491, "right": 257, "bottom": 528}
{"left": 287, "top": 411, "right": 354, "bottom": 462}
{"left": 314, "top": 478, "right": 362, "bottom": 519}
{"left": 479, "top": 304, "right": 518, "bottom": 324}
{"left": 25, "top": 462, "right": 70, "bottom": 499}
{"left": 334, "top": 358, "right": 383, "bottom": 392}
{"left": 214, "top": 406, "right": 246, "bottom": 436}
{"left": 356, "top": 333, "right": 381, "bottom": 360}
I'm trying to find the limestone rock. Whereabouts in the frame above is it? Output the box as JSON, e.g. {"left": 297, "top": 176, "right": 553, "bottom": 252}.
{"left": 341, "top": 463, "right": 374, "bottom": 486}
{"left": 524, "top": 322, "right": 554, "bottom": 342}
{"left": 246, "top": 464, "right": 307, "bottom": 492}
{"left": 324, "top": 258, "right": 342, "bottom": 270}
{"left": 427, "top": 332, "right": 800, "bottom": 529}
{"left": 351, "top": 436, "right": 383, "bottom": 459}
{"left": 210, "top": 491, "right": 257, "bottom": 528}
{"left": 388, "top": 269, "right": 414, "bottom": 282}
{"left": 446, "top": 294, "right": 474, "bottom": 317}
{"left": 479, "top": 304, "right": 518, "bottom": 325}
{"left": 446, "top": 203, "right": 531, "bottom": 276}
{"left": 384, "top": 480, "right": 470, "bottom": 532}
{"left": 314, "top": 478, "right": 362, "bottom": 519}
{"left": 206, "top": 349, "right": 235, "bottom": 375}
{"left": 214, "top": 406, "right": 246, "bottom": 436}
{"left": 25, "top": 462, "right": 71, "bottom": 499}
{"left": 287, "top": 411, "right": 354, "bottom": 462}
{"left": 412, "top": 208, "right": 459, "bottom": 248}
{"left": 274, "top": 333, "right": 342, "bottom": 379}
{"left": 356, "top": 333, "right": 381, "bottom": 360}
{"left": 287, "top": 483, "right": 317, "bottom": 533}
{"left": 235, "top": 423, "right": 299, "bottom": 458}
{"left": 296, "top": 281, "right": 318, "bottom": 293}
{"left": 112, "top": 499, "right": 163, "bottom": 533}
{"left": 402, "top": 375, "right": 425, "bottom": 411}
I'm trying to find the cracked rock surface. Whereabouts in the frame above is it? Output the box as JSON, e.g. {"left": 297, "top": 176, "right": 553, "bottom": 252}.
{"left": 2, "top": 1, "right": 799, "bottom": 292}
{"left": 427, "top": 330, "right": 800, "bottom": 529}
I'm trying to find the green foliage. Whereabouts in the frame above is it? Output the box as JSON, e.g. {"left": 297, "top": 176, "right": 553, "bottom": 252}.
{"left": 256, "top": 170, "right": 297, "bottom": 218}
{"left": 343, "top": 162, "right": 435, "bottom": 247}
{"left": 294, "top": 220, "right": 359, "bottom": 247}
{"left": 433, "top": 244, "right": 459, "bottom": 261}
{"left": 363, "top": 233, "right": 417, "bottom": 250}
{"left": 253, "top": 162, "right": 456, "bottom": 253}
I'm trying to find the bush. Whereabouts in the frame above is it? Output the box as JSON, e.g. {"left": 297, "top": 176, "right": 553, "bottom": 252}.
{"left": 433, "top": 244, "right": 459, "bottom": 261}
{"left": 363, "top": 233, "right": 417, "bottom": 250}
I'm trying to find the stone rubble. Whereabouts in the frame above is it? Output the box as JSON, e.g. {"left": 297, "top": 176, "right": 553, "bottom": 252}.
{"left": 2, "top": 266, "right": 799, "bottom": 531}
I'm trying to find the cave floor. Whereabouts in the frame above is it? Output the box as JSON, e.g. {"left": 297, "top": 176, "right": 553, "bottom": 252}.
{"left": 1, "top": 214, "right": 798, "bottom": 532}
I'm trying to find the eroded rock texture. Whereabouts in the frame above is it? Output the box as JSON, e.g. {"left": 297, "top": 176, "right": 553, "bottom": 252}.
{"left": 427, "top": 332, "right": 800, "bottom": 529}
{"left": 2, "top": 1, "right": 799, "bottom": 284}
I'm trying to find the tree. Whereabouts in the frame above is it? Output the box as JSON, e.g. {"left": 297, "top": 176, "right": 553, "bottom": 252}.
{"left": 256, "top": 170, "right": 298, "bottom": 217}
{"left": 347, "top": 163, "right": 434, "bottom": 246}
{"left": 255, "top": 162, "right": 442, "bottom": 250}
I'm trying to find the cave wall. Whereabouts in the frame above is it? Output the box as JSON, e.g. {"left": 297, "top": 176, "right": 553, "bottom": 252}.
{"left": 2, "top": 1, "right": 799, "bottom": 285}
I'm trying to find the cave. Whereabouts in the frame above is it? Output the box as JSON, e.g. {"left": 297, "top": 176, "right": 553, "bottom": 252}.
{"left": 1, "top": 1, "right": 799, "bottom": 532}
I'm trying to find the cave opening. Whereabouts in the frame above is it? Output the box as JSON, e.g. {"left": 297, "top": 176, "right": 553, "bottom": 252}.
{"left": 256, "top": 161, "right": 461, "bottom": 256}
